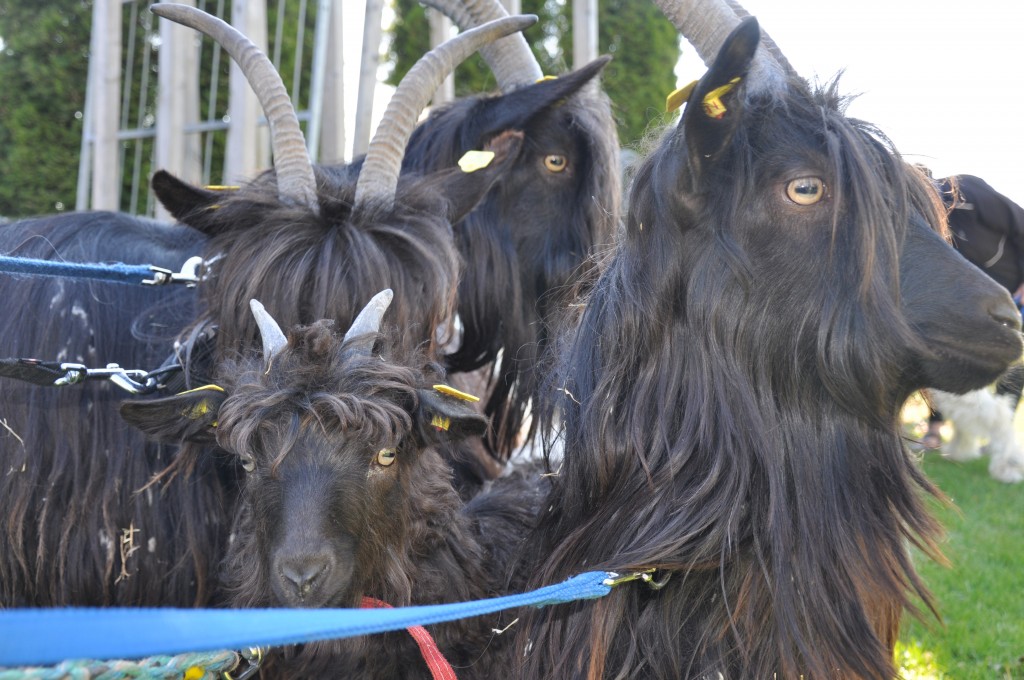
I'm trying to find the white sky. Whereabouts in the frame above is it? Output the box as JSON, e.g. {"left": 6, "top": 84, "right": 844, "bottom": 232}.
{"left": 676, "top": 0, "right": 1024, "bottom": 205}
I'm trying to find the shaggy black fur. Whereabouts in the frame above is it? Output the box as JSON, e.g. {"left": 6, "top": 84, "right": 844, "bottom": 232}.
{"left": 0, "top": 212, "right": 222, "bottom": 607}
{"left": 516, "top": 19, "right": 1022, "bottom": 680}
{"left": 122, "top": 317, "right": 548, "bottom": 679}
{"left": 0, "top": 132, "right": 522, "bottom": 609}
{"left": 391, "top": 58, "right": 621, "bottom": 461}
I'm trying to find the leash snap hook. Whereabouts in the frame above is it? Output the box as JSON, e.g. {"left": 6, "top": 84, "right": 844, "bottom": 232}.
{"left": 225, "top": 646, "right": 265, "bottom": 680}
{"left": 143, "top": 256, "right": 206, "bottom": 287}
{"left": 603, "top": 568, "right": 671, "bottom": 591}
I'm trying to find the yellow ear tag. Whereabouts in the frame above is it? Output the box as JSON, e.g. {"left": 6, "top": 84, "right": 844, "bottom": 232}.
{"left": 666, "top": 80, "right": 698, "bottom": 112}
{"left": 458, "top": 150, "right": 496, "bottom": 173}
{"left": 431, "top": 415, "right": 452, "bottom": 431}
{"left": 702, "top": 77, "right": 741, "bottom": 119}
{"left": 176, "top": 385, "right": 226, "bottom": 425}
{"left": 202, "top": 185, "right": 240, "bottom": 191}
{"left": 433, "top": 384, "right": 480, "bottom": 402}
{"left": 535, "top": 75, "right": 557, "bottom": 83}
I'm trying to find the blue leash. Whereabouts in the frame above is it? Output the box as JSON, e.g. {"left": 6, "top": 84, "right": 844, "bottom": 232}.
{"left": 0, "top": 255, "right": 203, "bottom": 286}
{"left": 0, "top": 571, "right": 614, "bottom": 667}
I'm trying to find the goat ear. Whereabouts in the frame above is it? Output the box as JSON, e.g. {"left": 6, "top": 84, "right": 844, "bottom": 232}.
{"left": 679, "top": 17, "right": 760, "bottom": 169}
{"left": 461, "top": 56, "right": 611, "bottom": 143}
{"left": 152, "top": 170, "right": 238, "bottom": 236}
{"left": 439, "top": 130, "right": 525, "bottom": 223}
{"left": 415, "top": 387, "right": 488, "bottom": 440}
{"left": 119, "top": 385, "right": 227, "bottom": 445}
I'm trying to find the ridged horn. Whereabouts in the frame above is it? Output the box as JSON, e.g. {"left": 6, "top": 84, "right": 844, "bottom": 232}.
{"left": 421, "top": 0, "right": 543, "bottom": 89}
{"left": 151, "top": 4, "right": 319, "bottom": 212}
{"left": 249, "top": 299, "right": 288, "bottom": 364}
{"left": 354, "top": 15, "right": 537, "bottom": 213}
{"left": 343, "top": 289, "right": 394, "bottom": 351}
{"left": 650, "top": 0, "right": 788, "bottom": 90}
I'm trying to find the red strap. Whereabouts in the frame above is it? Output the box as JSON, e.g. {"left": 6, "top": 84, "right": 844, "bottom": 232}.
{"left": 361, "top": 596, "right": 457, "bottom": 680}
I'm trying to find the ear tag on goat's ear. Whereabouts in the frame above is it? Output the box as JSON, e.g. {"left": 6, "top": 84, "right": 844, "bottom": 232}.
{"left": 702, "top": 78, "right": 741, "bottom": 119}
{"left": 458, "top": 150, "right": 496, "bottom": 173}
{"left": 666, "top": 80, "right": 698, "bottom": 112}
{"left": 176, "top": 384, "right": 226, "bottom": 426}
{"left": 431, "top": 414, "right": 452, "bottom": 431}
{"left": 433, "top": 384, "right": 480, "bottom": 402}
{"left": 535, "top": 75, "right": 557, "bottom": 83}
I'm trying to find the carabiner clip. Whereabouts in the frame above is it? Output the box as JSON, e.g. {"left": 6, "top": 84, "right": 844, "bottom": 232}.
{"left": 142, "top": 255, "right": 206, "bottom": 287}
{"left": 603, "top": 568, "right": 671, "bottom": 591}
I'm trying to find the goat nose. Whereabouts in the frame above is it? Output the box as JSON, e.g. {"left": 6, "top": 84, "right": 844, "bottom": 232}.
{"left": 990, "top": 293, "right": 1023, "bottom": 332}
{"left": 279, "top": 554, "right": 331, "bottom": 598}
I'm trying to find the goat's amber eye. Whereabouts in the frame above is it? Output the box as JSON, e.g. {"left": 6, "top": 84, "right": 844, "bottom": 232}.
{"left": 544, "top": 154, "right": 568, "bottom": 173}
{"left": 785, "top": 177, "right": 825, "bottom": 205}
{"left": 376, "top": 448, "right": 397, "bottom": 467}
{"left": 239, "top": 453, "right": 256, "bottom": 473}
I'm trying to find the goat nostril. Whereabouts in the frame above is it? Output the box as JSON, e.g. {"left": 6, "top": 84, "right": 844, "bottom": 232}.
{"left": 280, "top": 558, "right": 329, "bottom": 598}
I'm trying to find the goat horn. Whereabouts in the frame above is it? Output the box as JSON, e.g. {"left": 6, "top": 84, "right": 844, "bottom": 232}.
{"left": 249, "top": 299, "right": 288, "bottom": 363}
{"left": 343, "top": 289, "right": 394, "bottom": 348}
{"left": 651, "top": 0, "right": 788, "bottom": 89}
{"left": 151, "top": 4, "right": 319, "bottom": 213}
{"left": 354, "top": 15, "right": 537, "bottom": 213}
{"left": 420, "top": 0, "right": 543, "bottom": 89}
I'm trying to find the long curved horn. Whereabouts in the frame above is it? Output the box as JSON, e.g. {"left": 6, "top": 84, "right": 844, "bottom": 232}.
{"left": 343, "top": 289, "right": 394, "bottom": 352}
{"left": 421, "top": 0, "right": 543, "bottom": 89}
{"left": 151, "top": 4, "right": 319, "bottom": 212}
{"left": 249, "top": 299, "right": 288, "bottom": 364}
{"left": 650, "top": 0, "right": 788, "bottom": 90}
{"left": 354, "top": 15, "right": 537, "bottom": 213}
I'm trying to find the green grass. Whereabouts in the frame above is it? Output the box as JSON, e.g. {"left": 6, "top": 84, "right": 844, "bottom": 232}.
{"left": 897, "top": 397, "right": 1024, "bottom": 679}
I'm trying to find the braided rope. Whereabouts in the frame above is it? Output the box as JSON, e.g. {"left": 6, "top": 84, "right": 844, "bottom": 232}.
{"left": 0, "top": 650, "right": 239, "bottom": 680}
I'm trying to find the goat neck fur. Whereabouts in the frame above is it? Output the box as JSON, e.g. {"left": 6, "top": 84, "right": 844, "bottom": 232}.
{"left": 121, "top": 313, "right": 547, "bottom": 679}
{"left": 395, "top": 58, "right": 621, "bottom": 460}
{"left": 519, "top": 18, "right": 1022, "bottom": 680}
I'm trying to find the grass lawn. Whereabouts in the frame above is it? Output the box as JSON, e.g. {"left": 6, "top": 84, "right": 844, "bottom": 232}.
{"left": 897, "top": 396, "right": 1024, "bottom": 679}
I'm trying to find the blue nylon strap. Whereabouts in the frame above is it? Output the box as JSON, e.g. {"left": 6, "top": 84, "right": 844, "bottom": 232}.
{"left": 0, "top": 255, "right": 156, "bottom": 285}
{"left": 0, "top": 571, "right": 612, "bottom": 667}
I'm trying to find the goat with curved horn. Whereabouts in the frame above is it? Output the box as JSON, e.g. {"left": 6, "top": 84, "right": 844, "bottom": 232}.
{"left": 650, "top": 0, "right": 788, "bottom": 89}
{"left": 354, "top": 14, "right": 538, "bottom": 212}
{"left": 150, "top": 3, "right": 318, "bottom": 211}
{"left": 422, "top": 0, "right": 543, "bottom": 88}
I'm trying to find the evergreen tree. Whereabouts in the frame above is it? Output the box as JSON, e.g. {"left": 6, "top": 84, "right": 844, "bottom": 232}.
{"left": 559, "top": 0, "right": 679, "bottom": 146}
{"left": 0, "top": 1, "right": 91, "bottom": 218}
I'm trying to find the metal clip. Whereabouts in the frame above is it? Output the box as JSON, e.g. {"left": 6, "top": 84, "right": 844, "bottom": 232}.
{"left": 142, "top": 255, "right": 206, "bottom": 287}
{"left": 56, "top": 362, "right": 162, "bottom": 394}
{"left": 225, "top": 647, "right": 265, "bottom": 680}
{"left": 603, "top": 568, "right": 672, "bottom": 590}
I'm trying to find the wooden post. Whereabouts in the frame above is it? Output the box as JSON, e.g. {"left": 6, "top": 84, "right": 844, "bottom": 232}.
{"left": 319, "top": 0, "right": 346, "bottom": 163}
{"left": 572, "top": 0, "right": 598, "bottom": 70}
{"left": 353, "top": 0, "right": 384, "bottom": 158}
{"left": 90, "top": 0, "right": 122, "bottom": 210}
{"left": 224, "top": 0, "right": 270, "bottom": 183}
{"left": 155, "top": 0, "right": 201, "bottom": 221}
{"left": 428, "top": 10, "right": 454, "bottom": 106}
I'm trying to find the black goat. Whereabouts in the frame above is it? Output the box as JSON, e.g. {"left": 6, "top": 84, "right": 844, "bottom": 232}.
{"left": 0, "top": 6, "right": 532, "bottom": 608}
{"left": 121, "top": 292, "right": 547, "bottom": 678}
{"left": 515, "top": 9, "right": 1023, "bottom": 680}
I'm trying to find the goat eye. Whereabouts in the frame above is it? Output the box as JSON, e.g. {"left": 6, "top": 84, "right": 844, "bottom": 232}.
{"left": 376, "top": 448, "right": 397, "bottom": 467}
{"left": 239, "top": 453, "right": 256, "bottom": 473}
{"left": 544, "top": 154, "right": 568, "bottom": 173}
{"left": 785, "top": 177, "right": 825, "bottom": 205}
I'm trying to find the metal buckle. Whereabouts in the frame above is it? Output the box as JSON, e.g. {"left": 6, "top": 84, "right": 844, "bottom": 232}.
{"left": 142, "top": 255, "right": 206, "bottom": 287}
{"left": 603, "top": 568, "right": 672, "bottom": 591}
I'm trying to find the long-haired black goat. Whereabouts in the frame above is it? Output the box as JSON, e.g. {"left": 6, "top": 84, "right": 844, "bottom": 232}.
{"left": 0, "top": 6, "right": 533, "bottom": 608}
{"left": 392, "top": 0, "right": 622, "bottom": 463}
{"left": 515, "top": 6, "right": 1024, "bottom": 680}
{"left": 121, "top": 291, "right": 546, "bottom": 678}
